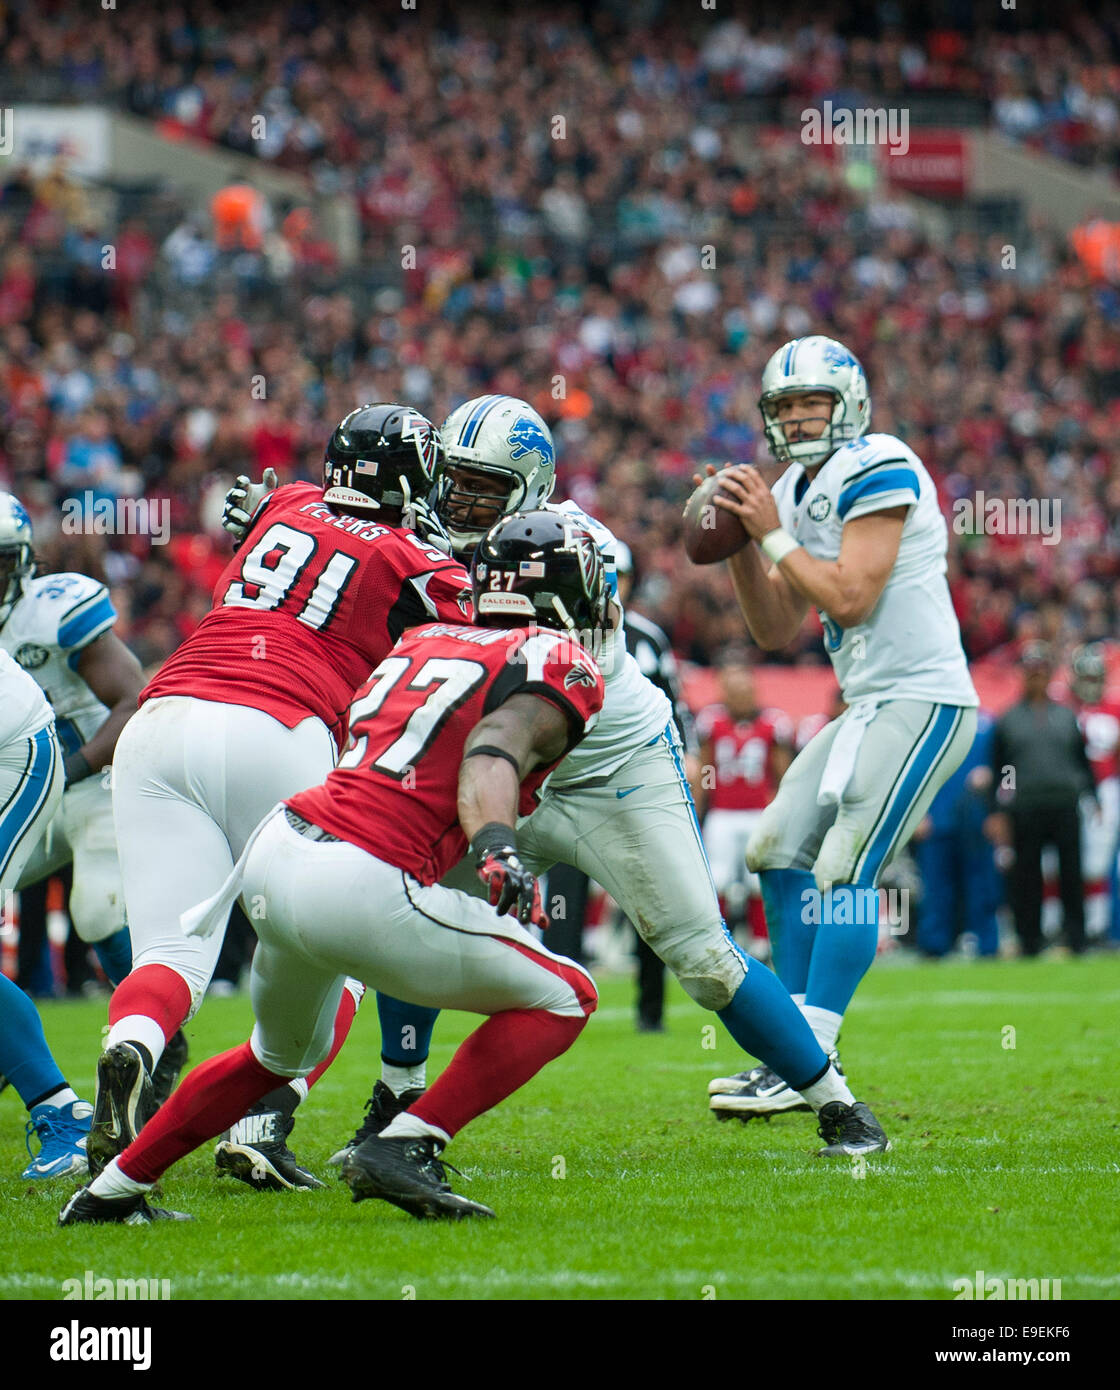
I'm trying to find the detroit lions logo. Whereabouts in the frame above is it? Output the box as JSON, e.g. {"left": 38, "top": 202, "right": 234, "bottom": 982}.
{"left": 507, "top": 417, "right": 554, "bottom": 466}
{"left": 14, "top": 642, "right": 49, "bottom": 669}
{"left": 821, "top": 342, "right": 858, "bottom": 373}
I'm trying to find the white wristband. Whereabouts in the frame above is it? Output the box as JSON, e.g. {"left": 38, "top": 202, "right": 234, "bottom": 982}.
{"left": 760, "top": 527, "right": 800, "bottom": 565}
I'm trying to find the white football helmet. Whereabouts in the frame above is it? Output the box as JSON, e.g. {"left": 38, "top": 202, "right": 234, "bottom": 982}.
{"left": 0, "top": 492, "right": 34, "bottom": 626}
{"left": 435, "top": 395, "right": 556, "bottom": 554}
{"left": 759, "top": 335, "right": 871, "bottom": 468}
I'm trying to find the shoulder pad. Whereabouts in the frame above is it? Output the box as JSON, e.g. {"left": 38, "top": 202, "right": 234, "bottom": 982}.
{"left": 26, "top": 574, "right": 115, "bottom": 651}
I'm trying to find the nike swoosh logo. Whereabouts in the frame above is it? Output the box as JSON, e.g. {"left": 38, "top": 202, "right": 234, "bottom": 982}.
{"left": 615, "top": 787, "right": 642, "bottom": 799}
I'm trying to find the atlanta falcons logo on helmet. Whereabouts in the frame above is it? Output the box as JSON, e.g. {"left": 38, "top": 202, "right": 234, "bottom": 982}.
{"left": 400, "top": 413, "right": 440, "bottom": 478}
{"left": 564, "top": 662, "right": 597, "bottom": 690}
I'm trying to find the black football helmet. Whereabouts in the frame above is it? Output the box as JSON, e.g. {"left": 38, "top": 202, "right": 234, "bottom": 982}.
{"left": 323, "top": 404, "right": 443, "bottom": 516}
{"left": 472, "top": 510, "right": 609, "bottom": 640}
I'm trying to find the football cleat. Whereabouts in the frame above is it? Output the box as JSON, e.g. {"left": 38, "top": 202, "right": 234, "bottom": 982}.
{"left": 87, "top": 1044, "right": 158, "bottom": 1178}
{"left": 815, "top": 1101, "right": 891, "bottom": 1157}
{"left": 59, "top": 1186, "right": 192, "bottom": 1226}
{"left": 214, "top": 1107, "right": 325, "bottom": 1192}
{"left": 341, "top": 1135, "right": 495, "bottom": 1220}
{"left": 151, "top": 1029, "right": 189, "bottom": 1107}
{"left": 708, "top": 1065, "right": 813, "bottom": 1121}
{"left": 708, "top": 1051, "right": 845, "bottom": 1095}
{"left": 22, "top": 1099, "right": 93, "bottom": 1180}
{"left": 328, "top": 1080, "right": 426, "bottom": 1167}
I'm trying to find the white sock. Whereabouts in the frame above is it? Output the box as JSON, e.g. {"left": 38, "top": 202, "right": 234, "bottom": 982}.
{"left": 89, "top": 1156, "right": 153, "bottom": 1199}
{"left": 105, "top": 1015, "right": 168, "bottom": 1069}
{"left": 800, "top": 1064, "right": 855, "bottom": 1111}
{"left": 379, "top": 1111, "right": 450, "bottom": 1146}
{"left": 287, "top": 1077, "right": 309, "bottom": 1104}
{"left": 37, "top": 1086, "right": 78, "bottom": 1109}
{"left": 800, "top": 1003, "right": 842, "bottom": 1055}
{"left": 382, "top": 1062, "right": 426, "bottom": 1096}
{"left": 790, "top": 993, "right": 806, "bottom": 1008}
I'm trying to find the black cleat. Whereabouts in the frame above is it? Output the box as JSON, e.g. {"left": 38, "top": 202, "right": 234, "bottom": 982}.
{"left": 152, "top": 1029, "right": 189, "bottom": 1107}
{"left": 214, "top": 1107, "right": 325, "bottom": 1191}
{"left": 59, "top": 1186, "right": 192, "bottom": 1225}
{"left": 328, "top": 1080, "right": 426, "bottom": 1167}
{"left": 341, "top": 1135, "right": 495, "bottom": 1220}
{"left": 816, "top": 1101, "right": 891, "bottom": 1157}
{"left": 87, "top": 1044, "right": 159, "bottom": 1178}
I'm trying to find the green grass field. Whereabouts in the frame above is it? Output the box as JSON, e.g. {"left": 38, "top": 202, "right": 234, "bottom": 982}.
{"left": 3, "top": 955, "right": 1117, "bottom": 1301}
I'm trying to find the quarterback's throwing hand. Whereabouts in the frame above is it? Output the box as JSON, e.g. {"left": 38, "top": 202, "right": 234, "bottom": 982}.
{"left": 222, "top": 468, "right": 279, "bottom": 544}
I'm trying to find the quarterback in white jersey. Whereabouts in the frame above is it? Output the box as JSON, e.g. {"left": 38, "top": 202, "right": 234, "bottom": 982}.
{"left": 703, "top": 336, "right": 977, "bottom": 1123}
{"left": 0, "top": 494, "right": 144, "bottom": 982}
{"left": 326, "top": 393, "right": 881, "bottom": 1163}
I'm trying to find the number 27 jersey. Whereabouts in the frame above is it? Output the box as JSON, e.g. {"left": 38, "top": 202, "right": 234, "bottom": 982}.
{"left": 288, "top": 622, "right": 605, "bottom": 885}
{"left": 141, "top": 483, "right": 473, "bottom": 751}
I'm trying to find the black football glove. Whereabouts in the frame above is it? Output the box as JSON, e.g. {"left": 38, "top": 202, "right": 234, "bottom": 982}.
{"left": 222, "top": 469, "right": 278, "bottom": 546}
{"left": 472, "top": 822, "right": 549, "bottom": 930}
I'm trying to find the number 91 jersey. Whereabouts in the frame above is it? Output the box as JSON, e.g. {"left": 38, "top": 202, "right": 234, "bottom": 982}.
{"left": 287, "top": 622, "right": 605, "bottom": 886}
{"left": 141, "top": 483, "right": 473, "bottom": 751}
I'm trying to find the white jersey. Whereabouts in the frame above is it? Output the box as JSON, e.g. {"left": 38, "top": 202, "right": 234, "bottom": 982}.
{"left": 0, "top": 646, "right": 53, "bottom": 744}
{"left": 544, "top": 499, "right": 671, "bottom": 786}
{"left": 772, "top": 433, "right": 977, "bottom": 707}
{"left": 0, "top": 573, "right": 117, "bottom": 754}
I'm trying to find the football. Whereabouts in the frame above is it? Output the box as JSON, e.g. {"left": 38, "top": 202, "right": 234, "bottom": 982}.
{"left": 682, "top": 472, "right": 749, "bottom": 565}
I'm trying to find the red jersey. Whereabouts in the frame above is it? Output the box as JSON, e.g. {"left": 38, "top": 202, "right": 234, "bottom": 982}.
{"left": 141, "top": 483, "right": 472, "bottom": 751}
{"left": 697, "top": 705, "right": 792, "bottom": 811}
{"left": 1076, "top": 700, "right": 1120, "bottom": 782}
{"left": 288, "top": 622, "right": 604, "bottom": 885}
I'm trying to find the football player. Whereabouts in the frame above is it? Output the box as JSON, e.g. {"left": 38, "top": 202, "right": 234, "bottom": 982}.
{"left": 0, "top": 493, "right": 143, "bottom": 997}
{"left": 61, "top": 511, "right": 607, "bottom": 1223}
{"left": 328, "top": 395, "right": 886, "bottom": 1160}
{"left": 0, "top": 642, "right": 93, "bottom": 1178}
{"left": 1067, "top": 643, "right": 1120, "bottom": 939}
{"left": 695, "top": 647, "right": 793, "bottom": 957}
{"left": 701, "top": 335, "right": 978, "bottom": 1120}
{"left": 90, "top": 404, "right": 473, "bottom": 1190}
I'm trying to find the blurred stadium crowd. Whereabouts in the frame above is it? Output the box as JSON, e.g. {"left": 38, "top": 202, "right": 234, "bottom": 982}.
{"left": 2, "top": 1, "right": 1120, "bottom": 982}
{"left": 3, "top": 2, "right": 1120, "bottom": 674}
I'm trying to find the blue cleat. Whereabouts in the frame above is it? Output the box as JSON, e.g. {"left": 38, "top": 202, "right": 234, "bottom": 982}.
{"left": 22, "top": 1099, "right": 94, "bottom": 1180}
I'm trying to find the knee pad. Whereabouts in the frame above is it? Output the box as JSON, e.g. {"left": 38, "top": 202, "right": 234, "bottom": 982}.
{"left": 671, "top": 937, "right": 748, "bottom": 1012}
{"left": 745, "top": 806, "right": 788, "bottom": 874}
{"left": 68, "top": 876, "right": 127, "bottom": 945}
{"left": 812, "top": 821, "right": 866, "bottom": 893}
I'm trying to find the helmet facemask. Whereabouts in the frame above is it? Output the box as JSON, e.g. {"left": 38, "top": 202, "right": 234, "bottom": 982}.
{"left": 760, "top": 387, "right": 849, "bottom": 467}
{"left": 435, "top": 459, "right": 527, "bottom": 554}
{"left": 0, "top": 543, "right": 32, "bottom": 625}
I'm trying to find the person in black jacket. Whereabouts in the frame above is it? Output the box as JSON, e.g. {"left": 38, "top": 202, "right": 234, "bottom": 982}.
{"left": 987, "top": 642, "right": 1096, "bottom": 956}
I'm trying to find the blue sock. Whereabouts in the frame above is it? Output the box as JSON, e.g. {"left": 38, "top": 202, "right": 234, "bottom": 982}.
{"left": 759, "top": 868, "right": 818, "bottom": 994}
{"left": 716, "top": 962, "right": 828, "bottom": 1091}
{"left": 92, "top": 927, "right": 132, "bottom": 987}
{"left": 376, "top": 992, "right": 440, "bottom": 1067}
{"left": 804, "top": 885, "right": 880, "bottom": 1016}
{"left": 0, "top": 973, "right": 66, "bottom": 1108}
